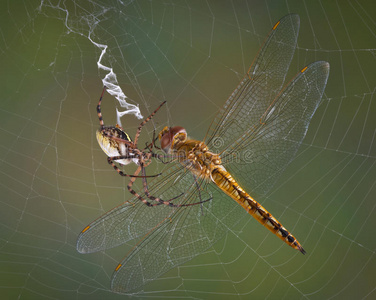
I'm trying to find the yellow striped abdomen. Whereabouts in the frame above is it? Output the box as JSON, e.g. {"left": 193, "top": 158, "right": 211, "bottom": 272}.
{"left": 211, "top": 167, "right": 305, "bottom": 254}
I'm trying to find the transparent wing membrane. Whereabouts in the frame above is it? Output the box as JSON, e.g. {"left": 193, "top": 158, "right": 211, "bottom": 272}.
{"left": 206, "top": 14, "right": 299, "bottom": 154}
{"left": 77, "top": 14, "right": 330, "bottom": 294}
{"left": 77, "top": 163, "right": 204, "bottom": 254}
{"left": 111, "top": 183, "right": 247, "bottom": 293}
{"left": 78, "top": 160, "right": 245, "bottom": 293}
{"left": 222, "top": 61, "right": 330, "bottom": 195}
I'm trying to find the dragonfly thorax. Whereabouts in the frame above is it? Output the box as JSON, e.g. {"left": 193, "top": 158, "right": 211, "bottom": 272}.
{"left": 159, "top": 126, "right": 223, "bottom": 180}
{"left": 187, "top": 142, "right": 224, "bottom": 181}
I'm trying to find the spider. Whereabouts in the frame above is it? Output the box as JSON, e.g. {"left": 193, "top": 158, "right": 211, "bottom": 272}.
{"left": 96, "top": 86, "right": 195, "bottom": 207}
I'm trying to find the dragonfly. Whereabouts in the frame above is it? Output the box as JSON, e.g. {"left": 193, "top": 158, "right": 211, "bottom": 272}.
{"left": 77, "top": 14, "right": 329, "bottom": 294}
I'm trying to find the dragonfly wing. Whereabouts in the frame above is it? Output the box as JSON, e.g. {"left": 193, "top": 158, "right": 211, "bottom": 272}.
{"left": 224, "top": 61, "right": 330, "bottom": 195}
{"left": 77, "top": 200, "right": 144, "bottom": 254}
{"left": 77, "top": 156, "right": 247, "bottom": 293}
{"left": 77, "top": 162, "right": 200, "bottom": 254}
{"left": 206, "top": 14, "right": 299, "bottom": 154}
{"left": 111, "top": 182, "right": 246, "bottom": 294}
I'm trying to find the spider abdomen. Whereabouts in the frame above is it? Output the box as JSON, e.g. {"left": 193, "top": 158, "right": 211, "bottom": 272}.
{"left": 96, "top": 126, "right": 135, "bottom": 166}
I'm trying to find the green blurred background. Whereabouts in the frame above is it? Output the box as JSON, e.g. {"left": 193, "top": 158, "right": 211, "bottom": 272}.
{"left": 1, "top": 0, "right": 375, "bottom": 299}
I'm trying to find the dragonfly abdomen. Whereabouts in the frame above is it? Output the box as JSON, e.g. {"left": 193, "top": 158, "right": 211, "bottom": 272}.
{"left": 211, "top": 167, "right": 306, "bottom": 254}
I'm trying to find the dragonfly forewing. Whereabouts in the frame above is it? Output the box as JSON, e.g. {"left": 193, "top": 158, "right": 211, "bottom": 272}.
{"left": 206, "top": 14, "right": 300, "bottom": 155}
{"left": 220, "top": 61, "right": 329, "bottom": 197}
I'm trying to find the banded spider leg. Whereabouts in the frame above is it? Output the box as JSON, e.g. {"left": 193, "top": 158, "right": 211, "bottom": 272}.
{"left": 96, "top": 86, "right": 193, "bottom": 207}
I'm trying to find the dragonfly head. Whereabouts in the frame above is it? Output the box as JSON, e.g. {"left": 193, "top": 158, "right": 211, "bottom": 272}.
{"left": 159, "top": 126, "right": 187, "bottom": 153}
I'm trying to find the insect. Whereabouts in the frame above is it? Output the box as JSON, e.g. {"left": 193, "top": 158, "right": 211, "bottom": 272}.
{"left": 95, "top": 86, "right": 172, "bottom": 206}
{"left": 77, "top": 14, "right": 329, "bottom": 294}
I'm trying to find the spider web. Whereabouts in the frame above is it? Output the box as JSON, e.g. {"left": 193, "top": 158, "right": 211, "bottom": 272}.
{"left": 1, "top": 0, "right": 375, "bottom": 299}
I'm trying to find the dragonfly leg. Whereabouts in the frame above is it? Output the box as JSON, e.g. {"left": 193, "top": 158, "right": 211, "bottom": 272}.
{"left": 143, "top": 173, "right": 213, "bottom": 208}
{"left": 138, "top": 165, "right": 185, "bottom": 206}
{"left": 143, "top": 129, "right": 159, "bottom": 151}
{"left": 126, "top": 165, "right": 162, "bottom": 207}
{"left": 123, "top": 163, "right": 213, "bottom": 208}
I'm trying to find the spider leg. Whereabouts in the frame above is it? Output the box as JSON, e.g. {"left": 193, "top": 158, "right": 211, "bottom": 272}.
{"left": 143, "top": 129, "right": 157, "bottom": 151}
{"left": 141, "top": 164, "right": 151, "bottom": 192}
{"left": 100, "top": 130, "right": 134, "bottom": 148}
{"left": 107, "top": 156, "right": 161, "bottom": 178}
{"left": 97, "top": 86, "right": 107, "bottom": 129}
{"left": 136, "top": 159, "right": 182, "bottom": 206}
{"left": 150, "top": 152, "right": 176, "bottom": 164}
{"left": 134, "top": 101, "right": 166, "bottom": 147}
{"left": 126, "top": 163, "right": 212, "bottom": 208}
{"left": 140, "top": 166, "right": 213, "bottom": 208}
{"left": 127, "top": 165, "right": 161, "bottom": 207}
